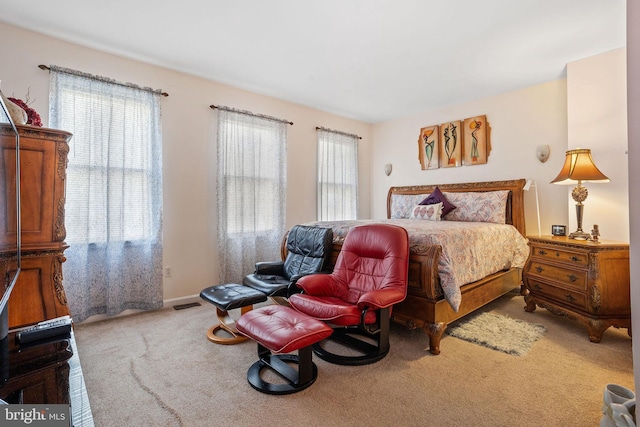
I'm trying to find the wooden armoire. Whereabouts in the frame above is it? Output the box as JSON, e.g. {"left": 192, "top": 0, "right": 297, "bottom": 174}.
{"left": 1, "top": 124, "right": 72, "bottom": 328}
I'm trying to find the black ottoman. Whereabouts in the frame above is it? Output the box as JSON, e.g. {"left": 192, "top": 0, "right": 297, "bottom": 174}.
{"left": 200, "top": 284, "right": 267, "bottom": 345}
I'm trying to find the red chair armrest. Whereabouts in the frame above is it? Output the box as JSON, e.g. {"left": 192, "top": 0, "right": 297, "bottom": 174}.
{"left": 295, "top": 273, "right": 336, "bottom": 296}
{"left": 357, "top": 288, "right": 407, "bottom": 310}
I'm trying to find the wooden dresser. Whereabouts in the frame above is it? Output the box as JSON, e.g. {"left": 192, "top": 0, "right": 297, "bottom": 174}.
{"left": 0, "top": 125, "right": 72, "bottom": 328}
{"left": 522, "top": 235, "right": 630, "bottom": 342}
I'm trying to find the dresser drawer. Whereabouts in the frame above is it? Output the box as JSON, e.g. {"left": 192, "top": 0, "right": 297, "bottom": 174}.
{"left": 526, "top": 261, "right": 588, "bottom": 291}
{"left": 526, "top": 278, "right": 587, "bottom": 310}
{"left": 530, "top": 245, "right": 588, "bottom": 268}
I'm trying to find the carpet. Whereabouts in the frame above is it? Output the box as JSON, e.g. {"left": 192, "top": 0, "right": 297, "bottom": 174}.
{"left": 72, "top": 293, "right": 634, "bottom": 426}
{"left": 447, "top": 312, "right": 546, "bottom": 356}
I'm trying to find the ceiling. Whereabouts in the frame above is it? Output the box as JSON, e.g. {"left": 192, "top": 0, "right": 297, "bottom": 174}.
{"left": 0, "top": 1, "right": 627, "bottom": 123}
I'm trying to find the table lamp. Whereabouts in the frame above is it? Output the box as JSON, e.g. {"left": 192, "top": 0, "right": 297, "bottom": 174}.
{"left": 550, "top": 148, "right": 610, "bottom": 240}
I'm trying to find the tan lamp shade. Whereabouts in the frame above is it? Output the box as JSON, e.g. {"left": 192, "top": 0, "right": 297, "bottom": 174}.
{"left": 550, "top": 148, "right": 610, "bottom": 184}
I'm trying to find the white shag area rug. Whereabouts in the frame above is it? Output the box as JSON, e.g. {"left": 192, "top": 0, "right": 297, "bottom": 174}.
{"left": 447, "top": 312, "right": 546, "bottom": 356}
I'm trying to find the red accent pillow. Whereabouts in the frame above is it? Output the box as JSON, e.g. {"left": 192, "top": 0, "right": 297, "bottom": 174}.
{"left": 420, "top": 187, "right": 456, "bottom": 216}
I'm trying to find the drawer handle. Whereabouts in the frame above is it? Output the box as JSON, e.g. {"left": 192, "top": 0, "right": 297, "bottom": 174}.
{"left": 565, "top": 294, "right": 576, "bottom": 303}
{"left": 535, "top": 266, "right": 545, "bottom": 274}
{"left": 533, "top": 284, "right": 543, "bottom": 291}
{"left": 538, "top": 249, "right": 547, "bottom": 256}
{"left": 570, "top": 256, "right": 580, "bottom": 262}
{"left": 567, "top": 274, "right": 577, "bottom": 282}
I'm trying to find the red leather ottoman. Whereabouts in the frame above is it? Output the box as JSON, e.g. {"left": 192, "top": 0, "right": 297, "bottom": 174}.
{"left": 236, "top": 305, "right": 333, "bottom": 395}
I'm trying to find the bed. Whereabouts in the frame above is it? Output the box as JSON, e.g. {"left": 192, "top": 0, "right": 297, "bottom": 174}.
{"left": 295, "top": 179, "right": 529, "bottom": 355}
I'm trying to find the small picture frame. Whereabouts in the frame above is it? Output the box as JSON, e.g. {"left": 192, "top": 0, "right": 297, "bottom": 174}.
{"left": 418, "top": 125, "right": 439, "bottom": 170}
{"left": 439, "top": 121, "right": 462, "bottom": 168}
{"left": 463, "top": 115, "right": 488, "bottom": 165}
{"left": 551, "top": 225, "right": 566, "bottom": 236}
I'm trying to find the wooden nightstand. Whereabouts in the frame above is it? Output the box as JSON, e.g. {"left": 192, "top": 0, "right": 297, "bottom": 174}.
{"left": 522, "top": 235, "right": 630, "bottom": 342}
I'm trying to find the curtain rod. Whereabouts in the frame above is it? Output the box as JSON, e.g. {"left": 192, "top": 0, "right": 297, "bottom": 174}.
{"left": 315, "top": 126, "right": 362, "bottom": 140}
{"left": 38, "top": 64, "right": 169, "bottom": 97}
{"left": 210, "top": 104, "right": 293, "bottom": 125}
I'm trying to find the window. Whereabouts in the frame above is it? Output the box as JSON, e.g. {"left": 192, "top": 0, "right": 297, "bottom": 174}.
{"left": 49, "top": 65, "right": 163, "bottom": 322}
{"left": 216, "top": 108, "right": 287, "bottom": 283}
{"left": 221, "top": 120, "right": 284, "bottom": 235}
{"left": 50, "top": 76, "right": 161, "bottom": 245}
{"left": 317, "top": 128, "right": 359, "bottom": 221}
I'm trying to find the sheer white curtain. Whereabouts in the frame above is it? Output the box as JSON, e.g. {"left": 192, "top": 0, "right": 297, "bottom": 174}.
{"left": 49, "top": 66, "right": 163, "bottom": 322}
{"left": 216, "top": 108, "right": 287, "bottom": 284}
{"left": 317, "top": 128, "right": 359, "bottom": 221}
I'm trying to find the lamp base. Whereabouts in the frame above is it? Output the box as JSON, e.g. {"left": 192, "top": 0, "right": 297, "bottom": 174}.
{"left": 568, "top": 230, "right": 591, "bottom": 240}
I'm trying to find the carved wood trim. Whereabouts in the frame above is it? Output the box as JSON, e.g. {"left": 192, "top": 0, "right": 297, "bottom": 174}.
{"left": 590, "top": 285, "right": 602, "bottom": 313}
{"left": 56, "top": 140, "right": 69, "bottom": 180}
{"left": 2, "top": 125, "right": 73, "bottom": 143}
{"left": 54, "top": 197, "right": 66, "bottom": 241}
{"left": 529, "top": 238, "right": 628, "bottom": 252}
{"left": 53, "top": 255, "right": 68, "bottom": 306}
{"left": 589, "top": 252, "right": 600, "bottom": 281}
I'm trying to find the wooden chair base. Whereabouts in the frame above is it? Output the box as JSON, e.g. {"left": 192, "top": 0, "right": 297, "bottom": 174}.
{"left": 205, "top": 305, "right": 253, "bottom": 345}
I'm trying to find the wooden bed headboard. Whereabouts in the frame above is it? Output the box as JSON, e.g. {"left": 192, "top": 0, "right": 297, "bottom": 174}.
{"left": 386, "top": 179, "right": 527, "bottom": 236}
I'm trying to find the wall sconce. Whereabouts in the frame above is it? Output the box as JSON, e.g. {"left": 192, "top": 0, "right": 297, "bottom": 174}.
{"left": 384, "top": 164, "right": 392, "bottom": 176}
{"left": 550, "top": 148, "right": 610, "bottom": 240}
{"left": 536, "top": 145, "right": 550, "bottom": 163}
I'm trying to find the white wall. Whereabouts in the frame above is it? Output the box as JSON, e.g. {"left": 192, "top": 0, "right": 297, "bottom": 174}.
{"left": 627, "top": 0, "right": 640, "bottom": 406}
{"left": 0, "top": 22, "right": 372, "bottom": 301}
{"left": 567, "top": 48, "right": 629, "bottom": 242}
{"left": 370, "top": 79, "right": 569, "bottom": 237}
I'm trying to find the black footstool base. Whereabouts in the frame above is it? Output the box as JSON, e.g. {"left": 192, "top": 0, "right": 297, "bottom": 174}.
{"left": 247, "top": 344, "right": 317, "bottom": 395}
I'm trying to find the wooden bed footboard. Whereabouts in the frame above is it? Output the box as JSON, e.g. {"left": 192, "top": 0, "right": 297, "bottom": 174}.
{"left": 391, "top": 268, "right": 522, "bottom": 355}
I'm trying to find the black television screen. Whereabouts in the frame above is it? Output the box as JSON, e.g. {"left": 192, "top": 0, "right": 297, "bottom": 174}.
{"left": 0, "top": 94, "right": 21, "bottom": 341}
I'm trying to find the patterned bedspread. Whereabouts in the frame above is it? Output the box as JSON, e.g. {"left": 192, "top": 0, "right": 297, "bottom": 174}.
{"left": 304, "top": 219, "right": 529, "bottom": 312}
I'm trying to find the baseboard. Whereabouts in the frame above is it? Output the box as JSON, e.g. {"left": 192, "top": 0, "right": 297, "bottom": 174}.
{"left": 163, "top": 294, "right": 201, "bottom": 309}
{"left": 77, "top": 294, "right": 202, "bottom": 325}
{"left": 79, "top": 309, "right": 145, "bottom": 325}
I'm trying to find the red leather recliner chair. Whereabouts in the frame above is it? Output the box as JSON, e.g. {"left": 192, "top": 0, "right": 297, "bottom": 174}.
{"left": 289, "top": 223, "right": 410, "bottom": 365}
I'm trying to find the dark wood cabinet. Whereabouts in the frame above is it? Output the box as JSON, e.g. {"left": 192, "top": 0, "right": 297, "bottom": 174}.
{"left": 1, "top": 339, "right": 72, "bottom": 405}
{"left": 1, "top": 324, "right": 94, "bottom": 425}
{"left": 523, "top": 235, "right": 630, "bottom": 342}
{"left": 0, "top": 125, "right": 72, "bottom": 328}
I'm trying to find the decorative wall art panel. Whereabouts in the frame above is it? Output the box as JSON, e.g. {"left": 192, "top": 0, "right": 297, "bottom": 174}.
{"left": 463, "top": 115, "right": 488, "bottom": 165}
{"left": 439, "top": 121, "right": 462, "bottom": 168}
{"left": 418, "top": 125, "right": 439, "bottom": 170}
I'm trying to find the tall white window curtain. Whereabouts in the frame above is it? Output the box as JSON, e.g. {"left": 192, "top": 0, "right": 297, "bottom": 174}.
{"left": 49, "top": 66, "right": 164, "bottom": 322}
{"left": 216, "top": 108, "right": 287, "bottom": 284}
{"left": 317, "top": 128, "right": 359, "bottom": 221}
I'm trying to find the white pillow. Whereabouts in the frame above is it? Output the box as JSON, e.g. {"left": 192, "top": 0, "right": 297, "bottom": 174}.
{"left": 442, "top": 191, "right": 509, "bottom": 223}
{"left": 390, "top": 193, "right": 429, "bottom": 219}
{"left": 410, "top": 203, "right": 443, "bottom": 221}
